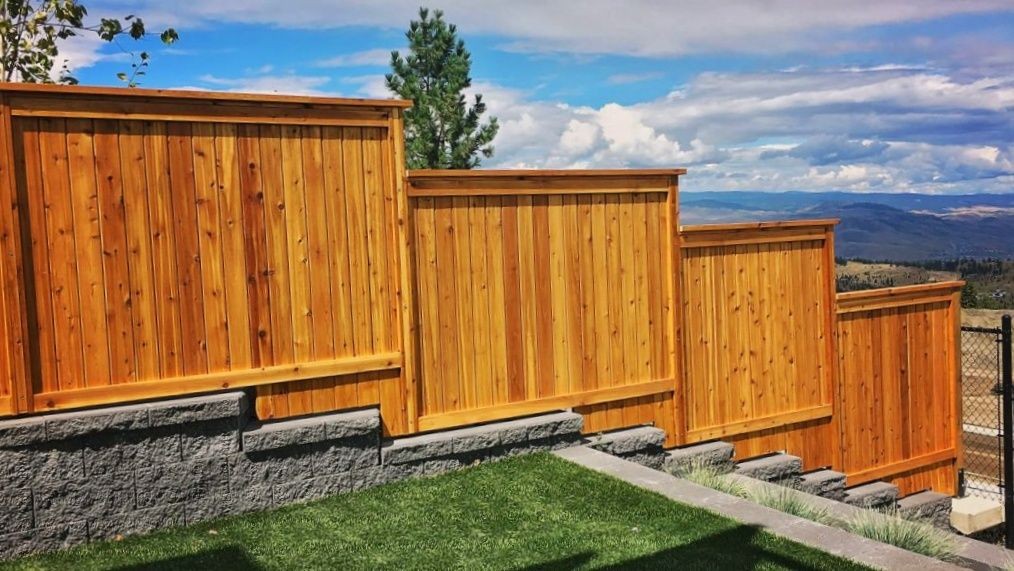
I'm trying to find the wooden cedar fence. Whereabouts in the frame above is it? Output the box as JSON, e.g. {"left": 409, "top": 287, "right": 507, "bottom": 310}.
{"left": 678, "top": 220, "right": 840, "bottom": 467}
{"left": 406, "top": 171, "right": 681, "bottom": 440}
{"left": 837, "top": 283, "right": 962, "bottom": 495}
{"left": 0, "top": 84, "right": 963, "bottom": 495}
{"left": 0, "top": 84, "right": 412, "bottom": 436}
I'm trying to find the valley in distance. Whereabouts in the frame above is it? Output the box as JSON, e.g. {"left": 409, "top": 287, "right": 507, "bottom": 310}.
{"left": 681, "top": 190, "right": 1014, "bottom": 326}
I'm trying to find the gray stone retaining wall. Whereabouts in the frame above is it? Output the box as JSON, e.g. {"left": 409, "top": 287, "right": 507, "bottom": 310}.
{"left": 0, "top": 393, "right": 587, "bottom": 561}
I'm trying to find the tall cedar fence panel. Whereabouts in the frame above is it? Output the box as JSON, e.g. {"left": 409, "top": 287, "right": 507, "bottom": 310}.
{"left": 0, "top": 85, "right": 412, "bottom": 435}
{"left": 678, "top": 221, "right": 840, "bottom": 470}
{"left": 406, "top": 171, "right": 683, "bottom": 443}
{"left": 0, "top": 85, "right": 965, "bottom": 496}
{"left": 836, "top": 283, "right": 963, "bottom": 495}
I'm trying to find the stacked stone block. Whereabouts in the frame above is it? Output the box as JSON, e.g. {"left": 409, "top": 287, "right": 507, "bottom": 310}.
{"left": 0, "top": 393, "right": 586, "bottom": 561}
{"left": 585, "top": 426, "right": 667, "bottom": 470}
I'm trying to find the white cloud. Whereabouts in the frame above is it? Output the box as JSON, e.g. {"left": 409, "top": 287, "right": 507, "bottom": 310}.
{"left": 106, "top": 0, "right": 1012, "bottom": 57}
{"left": 606, "top": 72, "right": 664, "bottom": 85}
{"left": 558, "top": 120, "right": 600, "bottom": 156}
{"left": 315, "top": 48, "right": 394, "bottom": 68}
{"left": 471, "top": 65, "right": 1013, "bottom": 193}
{"left": 195, "top": 73, "right": 332, "bottom": 94}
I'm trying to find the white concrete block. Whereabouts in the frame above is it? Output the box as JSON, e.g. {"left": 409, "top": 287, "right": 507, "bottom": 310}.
{"left": 950, "top": 496, "right": 1003, "bottom": 534}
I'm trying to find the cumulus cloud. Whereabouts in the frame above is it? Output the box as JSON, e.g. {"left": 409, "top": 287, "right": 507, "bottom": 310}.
{"left": 762, "top": 137, "right": 889, "bottom": 166}
{"left": 473, "top": 66, "right": 1013, "bottom": 193}
{"left": 315, "top": 48, "right": 394, "bottom": 68}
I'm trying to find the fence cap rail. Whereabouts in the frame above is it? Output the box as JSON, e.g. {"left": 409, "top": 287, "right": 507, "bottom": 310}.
{"left": 0, "top": 82, "right": 413, "bottom": 109}
{"left": 408, "top": 168, "right": 686, "bottom": 179}
{"left": 681, "top": 218, "right": 839, "bottom": 234}
{"left": 407, "top": 169, "right": 684, "bottom": 197}
{"left": 836, "top": 280, "right": 965, "bottom": 314}
{"left": 837, "top": 280, "right": 966, "bottom": 302}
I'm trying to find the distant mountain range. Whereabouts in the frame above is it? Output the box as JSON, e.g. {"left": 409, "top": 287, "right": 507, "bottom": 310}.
{"left": 681, "top": 192, "right": 1014, "bottom": 261}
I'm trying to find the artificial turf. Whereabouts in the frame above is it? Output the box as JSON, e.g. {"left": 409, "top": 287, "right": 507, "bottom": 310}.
{"left": 2, "top": 453, "right": 871, "bottom": 570}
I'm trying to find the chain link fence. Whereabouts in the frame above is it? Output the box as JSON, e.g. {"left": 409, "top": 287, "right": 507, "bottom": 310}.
{"left": 961, "top": 325, "right": 1004, "bottom": 501}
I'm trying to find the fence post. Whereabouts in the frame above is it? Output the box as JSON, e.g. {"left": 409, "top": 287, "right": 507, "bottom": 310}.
{"left": 1002, "top": 314, "right": 1013, "bottom": 549}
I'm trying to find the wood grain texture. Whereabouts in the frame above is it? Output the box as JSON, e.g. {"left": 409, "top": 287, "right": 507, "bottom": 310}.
{"left": 836, "top": 284, "right": 962, "bottom": 494}
{"left": 0, "top": 89, "right": 407, "bottom": 424}
{"left": 407, "top": 173, "right": 680, "bottom": 435}
{"left": 0, "top": 88, "right": 961, "bottom": 499}
{"left": 678, "top": 224, "right": 837, "bottom": 459}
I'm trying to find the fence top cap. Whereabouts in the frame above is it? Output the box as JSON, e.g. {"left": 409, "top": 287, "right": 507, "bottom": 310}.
{"left": 408, "top": 168, "right": 687, "bottom": 179}
{"left": 0, "top": 82, "right": 413, "bottom": 109}
{"left": 680, "top": 218, "right": 840, "bottom": 233}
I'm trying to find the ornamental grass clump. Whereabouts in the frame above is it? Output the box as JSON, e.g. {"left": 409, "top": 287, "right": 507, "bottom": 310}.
{"left": 846, "top": 508, "right": 956, "bottom": 561}
{"left": 749, "top": 485, "right": 835, "bottom": 525}
{"left": 680, "top": 461, "right": 748, "bottom": 498}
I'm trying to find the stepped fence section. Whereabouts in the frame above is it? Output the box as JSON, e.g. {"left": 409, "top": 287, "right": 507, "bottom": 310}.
{"left": 405, "top": 171, "right": 683, "bottom": 442}
{"left": 678, "top": 220, "right": 840, "bottom": 468}
{"left": 0, "top": 85, "right": 412, "bottom": 435}
{"left": 836, "top": 283, "right": 963, "bottom": 495}
{"left": 0, "top": 84, "right": 963, "bottom": 494}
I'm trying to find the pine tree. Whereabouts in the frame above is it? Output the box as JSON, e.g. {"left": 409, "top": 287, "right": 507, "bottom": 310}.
{"left": 386, "top": 8, "right": 498, "bottom": 169}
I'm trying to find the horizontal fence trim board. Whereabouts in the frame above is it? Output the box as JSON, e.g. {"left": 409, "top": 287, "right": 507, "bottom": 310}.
{"left": 10, "top": 108, "right": 390, "bottom": 128}
{"left": 406, "top": 186, "right": 670, "bottom": 197}
{"left": 679, "top": 232, "right": 827, "bottom": 249}
{"left": 680, "top": 218, "right": 839, "bottom": 233}
{"left": 417, "top": 378, "right": 674, "bottom": 432}
{"left": 836, "top": 294, "right": 954, "bottom": 314}
{"left": 0, "top": 82, "right": 412, "bottom": 108}
{"left": 408, "top": 168, "right": 687, "bottom": 178}
{"left": 32, "top": 352, "right": 403, "bottom": 412}
{"left": 845, "top": 448, "right": 956, "bottom": 486}
{"left": 685, "top": 404, "right": 833, "bottom": 442}
{"left": 836, "top": 281, "right": 965, "bottom": 305}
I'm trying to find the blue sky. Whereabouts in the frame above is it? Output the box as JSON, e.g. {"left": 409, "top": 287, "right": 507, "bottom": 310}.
{"left": 63, "top": 1, "right": 1014, "bottom": 194}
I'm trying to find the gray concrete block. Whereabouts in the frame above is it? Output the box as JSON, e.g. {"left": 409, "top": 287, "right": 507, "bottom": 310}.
{"left": 0, "top": 488, "right": 33, "bottom": 535}
{"left": 0, "top": 522, "right": 87, "bottom": 561}
{"left": 83, "top": 426, "right": 182, "bottom": 476}
{"left": 450, "top": 426, "right": 502, "bottom": 455}
{"left": 523, "top": 412, "right": 583, "bottom": 440}
{"left": 843, "top": 481, "right": 899, "bottom": 509}
{"left": 898, "top": 491, "right": 952, "bottom": 529}
{"left": 798, "top": 469, "right": 847, "bottom": 501}
{"left": 382, "top": 431, "right": 455, "bottom": 465}
{"left": 135, "top": 457, "right": 229, "bottom": 509}
{"left": 242, "top": 417, "right": 327, "bottom": 453}
{"left": 309, "top": 440, "right": 378, "bottom": 475}
{"left": 147, "top": 391, "right": 248, "bottom": 428}
{"left": 181, "top": 418, "right": 240, "bottom": 459}
{"left": 382, "top": 412, "right": 582, "bottom": 465}
{"left": 347, "top": 465, "right": 394, "bottom": 491}
{"left": 33, "top": 475, "right": 135, "bottom": 527}
{"left": 0, "top": 416, "right": 47, "bottom": 449}
{"left": 185, "top": 485, "right": 272, "bottom": 525}
{"left": 586, "top": 426, "right": 665, "bottom": 456}
{"left": 44, "top": 404, "right": 150, "bottom": 441}
{"left": 242, "top": 408, "right": 379, "bottom": 454}
{"left": 228, "top": 450, "right": 315, "bottom": 488}
{"left": 664, "top": 441, "right": 735, "bottom": 474}
{"left": 735, "top": 453, "right": 803, "bottom": 483}
{"left": 272, "top": 472, "right": 354, "bottom": 505}
{"left": 0, "top": 441, "right": 85, "bottom": 488}
{"left": 87, "top": 503, "right": 185, "bottom": 541}
{"left": 323, "top": 408, "right": 380, "bottom": 440}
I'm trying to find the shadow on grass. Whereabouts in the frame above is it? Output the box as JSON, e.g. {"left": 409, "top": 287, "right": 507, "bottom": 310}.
{"left": 113, "top": 546, "right": 263, "bottom": 571}
{"left": 524, "top": 525, "right": 834, "bottom": 571}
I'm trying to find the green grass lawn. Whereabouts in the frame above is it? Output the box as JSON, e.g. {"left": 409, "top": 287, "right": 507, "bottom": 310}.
{"left": 3, "top": 454, "right": 871, "bottom": 570}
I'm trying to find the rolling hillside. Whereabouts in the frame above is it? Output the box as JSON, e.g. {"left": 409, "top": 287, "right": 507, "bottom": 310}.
{"left": 681, "top": 192, "right": 1014, "bottom": 261}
